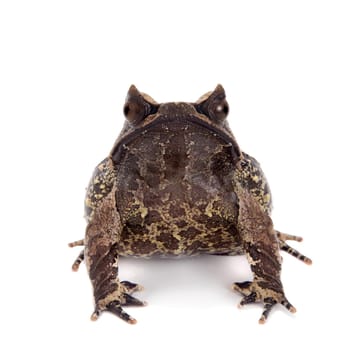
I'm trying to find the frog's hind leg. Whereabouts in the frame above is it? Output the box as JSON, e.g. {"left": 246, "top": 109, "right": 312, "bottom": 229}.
{"left": 85, "top": 187, "right": 147, "bottom": 324}
{"left": 233, "top": 185, "right": 296, "bottom": 323}
{"left": 68, "top": 239, "right": 85, "bottom": 271}
{"left": 89, "top": 253, "right": 147, "bottom": 324}
{"left": 276, "top": 231, "right": 312, "bottom": 265}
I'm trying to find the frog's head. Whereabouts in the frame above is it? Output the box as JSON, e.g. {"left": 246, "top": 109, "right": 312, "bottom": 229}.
{"left": 111, "top": 85, "right": 241, "bottom": 163}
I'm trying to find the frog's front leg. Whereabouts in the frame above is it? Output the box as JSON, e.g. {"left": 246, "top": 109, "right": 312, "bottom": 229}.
{"left": 84, "top": 187, "right": 146, "bottom": 324}
{"left": 232, "top": 185, "right": 296, "bottom": 324}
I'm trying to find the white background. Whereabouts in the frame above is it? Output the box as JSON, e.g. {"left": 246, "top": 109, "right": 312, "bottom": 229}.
{"left": 1, "top": 0, "right": 349, "bottom": 349}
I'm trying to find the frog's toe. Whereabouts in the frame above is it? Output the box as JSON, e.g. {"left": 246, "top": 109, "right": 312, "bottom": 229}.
{"left": 69, "top": 239, "right": 85, "bottom": 271}
{"left": 71, "top": 250, "right": 84, "bottom": 271}
{"left": 91, "top": 301, "right": 137, "bottom": 324}
{"left": 232, "top": 281, "right": 252, "bottom": 296}
{"left": 258, "top": 298, "right": 277, "bottom": 324}
{"left": 276, "top": 230, "right": 312, "bottom": 265}
{"left": 120, "top": 280, "right": 147, "bottom": 306}
{"left": 122, "top": 293, "right": 148, "bottom": 307}
{"left": 275, "top": 231, "right": 303, "bottom": 242}
{"left": 279, "top": 241, "right": 312, "bottom": 265}
{"left": 68, "top": 239, "right": 84, "bottom": 247}
{"left": 121, "top": 280, "right": 144, "bottom": 293}
{"left": 257, "top": 297, "right": 296, "bottom": 324}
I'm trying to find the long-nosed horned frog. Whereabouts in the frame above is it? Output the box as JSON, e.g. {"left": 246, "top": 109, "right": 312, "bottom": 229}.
{"left": 69, "top": 85, "right": 311, "bottom": 324}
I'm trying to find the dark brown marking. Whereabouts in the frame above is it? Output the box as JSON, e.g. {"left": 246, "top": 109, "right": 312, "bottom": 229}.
{"left": 178, "top": 227, "right": 201, "bottom": 240}
{"left": 72, "top": 85, "right": 311, "bottom": 324}
{"left": 158, "top": 231, "right": 180, "bottom": 251}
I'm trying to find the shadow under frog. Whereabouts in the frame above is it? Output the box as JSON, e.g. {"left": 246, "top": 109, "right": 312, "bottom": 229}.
{"left": 69, "top": 84, "right": 312, "bottom": 324}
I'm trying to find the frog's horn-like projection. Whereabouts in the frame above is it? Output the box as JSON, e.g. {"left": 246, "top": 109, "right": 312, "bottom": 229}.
{"left": 124, "top": 85, "right": 159, "bottom": 124}
{"left": 195, "top": 84, "right": 229, "bottom": 123}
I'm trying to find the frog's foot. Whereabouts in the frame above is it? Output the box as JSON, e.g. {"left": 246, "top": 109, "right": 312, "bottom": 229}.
{"left": 276, "top": 231, "right": 312, "bottom": 265}
{"left": 91, "top": 281, "right": 147, "bottom": 324}
{"left": 68, "top": 239, "right": 85, "bottom": 271}
{"left": 232, "top": 281, "right": 296, "bottom": 324}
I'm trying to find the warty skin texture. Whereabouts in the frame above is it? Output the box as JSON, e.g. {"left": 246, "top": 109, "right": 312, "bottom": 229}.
{"left": 69, "top": 84, "right": 311, "bottom": 324}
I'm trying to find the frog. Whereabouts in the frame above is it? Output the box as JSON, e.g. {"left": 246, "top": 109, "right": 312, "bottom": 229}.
{"left": 69, "top": 84, "right": 311, "bottom": 324}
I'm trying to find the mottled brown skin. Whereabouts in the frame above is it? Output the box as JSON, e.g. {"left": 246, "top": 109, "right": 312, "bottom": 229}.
{"left": 69, "top": 84, "right": 311, "bottom": 324}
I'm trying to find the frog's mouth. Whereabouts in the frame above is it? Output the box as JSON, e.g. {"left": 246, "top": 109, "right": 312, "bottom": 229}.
{"left": 110, "top": 114, "right": 242, "bottom": 165}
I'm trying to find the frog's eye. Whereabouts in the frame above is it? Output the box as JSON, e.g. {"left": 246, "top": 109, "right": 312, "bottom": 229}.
{"left": 212, "top": 99, "right": 229, "bottom": 122}
{"left": 195, "top": 84, "right": 229, "bottom": 123}
{"left": 124, "top": 85, "right": 158, "bottom": 125}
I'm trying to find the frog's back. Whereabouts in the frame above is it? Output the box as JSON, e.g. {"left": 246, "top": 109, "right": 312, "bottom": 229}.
{"left": 114, "top": 104, "right": 241, "bottom": 257}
